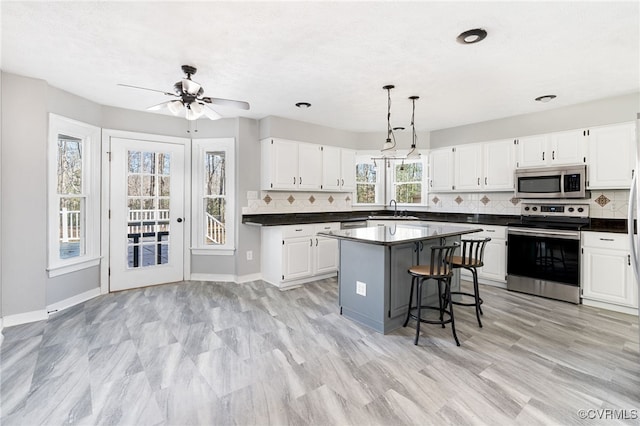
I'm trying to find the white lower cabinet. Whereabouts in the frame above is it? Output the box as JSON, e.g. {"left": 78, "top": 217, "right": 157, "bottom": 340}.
{"left": 581, "top": 232, "right": 638, "bottom": 314}
{"left": 459, "top": 224, "right": 507, "bottom": 286}
{"left": 261, "top": 223, "right": 340, "bottom": 288}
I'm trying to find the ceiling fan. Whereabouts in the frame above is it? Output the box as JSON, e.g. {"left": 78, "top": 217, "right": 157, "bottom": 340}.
{"left": 119, "top": 65, "right": 250, "bottom": 121}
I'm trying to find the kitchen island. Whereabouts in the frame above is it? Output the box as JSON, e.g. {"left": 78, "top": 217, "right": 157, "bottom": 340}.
{"left": 318, "top": 223, "right": 482, "bottom": 334}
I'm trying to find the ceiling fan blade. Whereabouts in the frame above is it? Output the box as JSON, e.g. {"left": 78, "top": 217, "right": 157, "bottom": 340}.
{"left": 201, "top": 97, "right": 250, "bottom": 110}
{"left": 182, "top": 78, "right": 201, "bottom": 95}
{"left": 118, "top": 83, "right": 176, "bottom": 97}
{"left": 147, "top": 100, "right": 173, "bottom": 111}
{"left": 201, "top": 104, "right": 222, "bottom": 120}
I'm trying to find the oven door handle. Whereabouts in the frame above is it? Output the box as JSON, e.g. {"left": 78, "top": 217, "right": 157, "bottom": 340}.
{"left": 508, "top": 228, "right": 580, "bottom": 240}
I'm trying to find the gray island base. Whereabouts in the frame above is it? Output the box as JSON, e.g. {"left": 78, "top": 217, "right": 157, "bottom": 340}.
{"left": 319, "top": 223, "right": 482, "bottom": 334}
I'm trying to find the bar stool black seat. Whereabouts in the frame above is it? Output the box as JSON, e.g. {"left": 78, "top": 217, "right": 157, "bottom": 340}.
{"left": 450, "top": 238, "right": 491, "bottom": 328}
{"left": 403, "top": 243, "right": 460, "bottom": 346}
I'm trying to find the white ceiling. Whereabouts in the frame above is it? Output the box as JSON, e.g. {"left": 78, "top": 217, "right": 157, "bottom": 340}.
{"left": 2, "top": 1, "right": 639, "bottom": 132}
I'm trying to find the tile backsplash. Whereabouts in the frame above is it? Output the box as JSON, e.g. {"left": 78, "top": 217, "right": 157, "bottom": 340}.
{"left": 428, "top": 189, "right": 632, "bottom": 218}
{"left": 242, "top": 189, "right": 632, "bottom": 219}
{"left": 242, "top": 191, "right": 352, "bottom": 214}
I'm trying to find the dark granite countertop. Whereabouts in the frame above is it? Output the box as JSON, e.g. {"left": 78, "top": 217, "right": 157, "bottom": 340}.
{"left": 318, "top": 223, "right": 483, "bottom": 246}
{"left": 242, "top": 211, "right": 636, "bottom": 234}
{"left": 242, "top": 211, "right": 518, "bottom": 227}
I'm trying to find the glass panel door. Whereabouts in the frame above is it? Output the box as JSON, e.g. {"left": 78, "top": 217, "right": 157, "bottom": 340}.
{"left": 110, "top": 138, "right": 184, "bottom": 291}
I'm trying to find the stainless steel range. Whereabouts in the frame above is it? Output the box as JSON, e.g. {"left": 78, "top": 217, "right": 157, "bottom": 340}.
{"left": 507, "top": 203, "right": 590, "bottom": 304}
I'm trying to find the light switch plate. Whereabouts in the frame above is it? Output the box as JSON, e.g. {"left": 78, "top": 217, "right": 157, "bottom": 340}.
{"left": 356, "top": 281, "right": 367, "bottom": 296}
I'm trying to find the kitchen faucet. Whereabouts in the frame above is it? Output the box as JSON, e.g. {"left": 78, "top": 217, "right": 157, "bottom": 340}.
{"left": 389, "top": 199, "right": 397, "bottom": 217}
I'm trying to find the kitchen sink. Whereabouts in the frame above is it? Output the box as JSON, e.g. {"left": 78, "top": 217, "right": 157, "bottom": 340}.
{"left": 367, "top": 215, "right": 420, "bottom": 220}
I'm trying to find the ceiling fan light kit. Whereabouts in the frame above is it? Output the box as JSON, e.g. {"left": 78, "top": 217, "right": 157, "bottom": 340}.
{"left": 120, "top": 64, "right": 250, "bottom": 122}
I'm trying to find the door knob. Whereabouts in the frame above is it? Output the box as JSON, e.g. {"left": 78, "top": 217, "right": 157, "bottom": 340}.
{"left": 177, "top": 218, "right": 183, "bottom": 223}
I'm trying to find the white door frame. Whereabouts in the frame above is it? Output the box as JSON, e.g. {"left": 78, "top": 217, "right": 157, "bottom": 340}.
{"left": 101, "top": 129, "right": 191, "bottom": 294}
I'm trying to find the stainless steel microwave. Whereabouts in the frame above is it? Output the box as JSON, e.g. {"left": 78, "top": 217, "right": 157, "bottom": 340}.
{"left": 515, "top": 165, "right": 588, "bottom": 199}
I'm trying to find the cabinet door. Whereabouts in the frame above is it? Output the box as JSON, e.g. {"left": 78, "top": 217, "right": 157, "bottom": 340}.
{"left": 454, "top": 144, "right": 483, "bottom": 191}
{"left": 340, "top": 149, "right": 356, "bottom": 191}
{"left": 517, "top": 135, "right": 548, "bottom": 168}
{"left": 477, "top": 239, "right": 506, "bottom": 282}
{"left": 315, "top": 236, "right": 338, "bottom": 274}
{"left": 429, "top": 148, "right": 454, "bottom": 191}
{"left": 389, "top": 242, "right": 419, "bottom": 319}
{"left": 322, "top": 146, "right": 341, "bottom": 191}
{"left": 582, "top": 247, "right": 635, "bottom": 307}
{"left": 483, "top": 139, "right": 515, "bottom": 190}
{"left": 549, "top": 129, "right": 586, "bottom": 165}
{"left": 587, "top": 122, "right": 636, "bottom": 189}
{"left": 282, "top": 237, "right": 313, "bottom": 281}
{"left": 271, "top": 139, "right": 299, "bottom": 189}
{"left": 298, "top": 143, "right": 322, "bottom": 190}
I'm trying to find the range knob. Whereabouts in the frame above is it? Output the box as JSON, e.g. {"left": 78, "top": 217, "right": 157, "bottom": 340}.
{"left": 524, "top": 206, "right": 530, "bottom": 211}
{"left": 532, "top": 206, "right": 538, "bottom": 212}
{"left": 578, "top": 207, "right": 584, "bottom": 213}
{"left": 568, "top": 207, "right": 575, "bottom": 213}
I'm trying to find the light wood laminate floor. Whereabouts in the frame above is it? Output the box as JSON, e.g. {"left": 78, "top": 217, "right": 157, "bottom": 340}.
{"left": 1, "top": 278, "right": 638, "bottom": 425}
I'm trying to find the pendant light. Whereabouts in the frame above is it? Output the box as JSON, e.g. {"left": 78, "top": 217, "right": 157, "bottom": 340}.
{"left": 406, "top": 95, "right": 421, "bottom": 159}
{"left": 381, "top": 85, "right": 396, "bottom": 155}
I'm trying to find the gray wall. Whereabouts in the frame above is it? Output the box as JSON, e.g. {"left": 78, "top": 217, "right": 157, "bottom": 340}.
{"left": 1, "top": 72, "right": 48, "bottom": 316}
{"left": 430, "top": 92, "right": 640, "bottom": 148}
{"left": 259, "top": 116, "right": 359, "bottom": 148}
{"left": 355, "top": 130, "right": 431, "bottom": 151}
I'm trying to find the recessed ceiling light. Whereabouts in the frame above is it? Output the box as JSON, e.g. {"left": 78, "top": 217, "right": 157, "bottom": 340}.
{"left": 295, "top": 102, "right": 311, "bottom": 108}
{"left": 456, "top": 28, "right": 487, "bottom": 44}
{"left": 535, "top": 95, "right": 557, "bottom": 103}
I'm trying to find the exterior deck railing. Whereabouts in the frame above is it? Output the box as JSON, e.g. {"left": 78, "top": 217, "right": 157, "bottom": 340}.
{"left": 206, "top": 212, "right": 225, "bottom": 244}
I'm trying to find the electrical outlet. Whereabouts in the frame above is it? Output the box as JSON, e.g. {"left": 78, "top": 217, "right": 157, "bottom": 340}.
{"left": 356, "top": 281, "right": 367, "bottom": 296}
{"left": 246, "top": 250, "right": 253, "bottom": 260}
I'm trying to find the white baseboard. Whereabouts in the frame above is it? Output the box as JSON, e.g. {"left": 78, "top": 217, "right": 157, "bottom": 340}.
{"left": 46, "top": 287, "right": 101, "bottom": 315}
{"left": 236, "top": 273, "right": 262, "bottom": 283}
{"left": 3, "top": 309, "right": 49, "bottom": 327}
{"left": 0, "top": 317, "right": 4, "bottom": 345}
{"left": 263, "top": 272, "right": 337, "bottom": 290}
{"left": 190, "top": 272, "right": 263, "bottom": 284}
{"left": 581, "top": 298, "right": 638, "bottom": 316}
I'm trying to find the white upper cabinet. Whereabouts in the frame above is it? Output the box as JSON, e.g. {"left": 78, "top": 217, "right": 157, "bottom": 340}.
{"left": 549, "top": 129, "right": 587, "bottom": 165}
{"left": 262, "top": 138, "right": 356, "bottom": 192}
{"left": 429, "top": 147, "right": 454, "bottom": 191}
{"left": 587, "top": 122, "right": 636, "bottom": 189}
{"left": 516, "top": 130, "right": 586, "bottom": 168}
{"left": 262, "top": 138, "right": 299, "bottom": 190}
{"left": 516, "top": 134, "right": 549, "bottom": 167}
{"left": 483, "top": 139, "right": 516, "bottom": 190}
{"left": 454, "top": 144, "right": 483, "bottom": 191}
{"left": 340, "top": 149, "right": 356, "bottom": 191}
{"left": 322, "top": 146, "right": 341, "bottom": 191}
{"left": 297, "top": 143, "right": 322, "bottom": 190}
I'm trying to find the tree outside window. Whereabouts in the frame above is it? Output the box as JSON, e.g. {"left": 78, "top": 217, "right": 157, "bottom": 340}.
{"left": 356, "top": 162, "right": 378, "bottom": 204}
{"left": 394, "top": 161, "right": 423, "bottom": 204}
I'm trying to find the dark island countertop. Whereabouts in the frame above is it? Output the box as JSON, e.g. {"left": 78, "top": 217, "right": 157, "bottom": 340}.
{"left": 317, "top": 223, "right": 482, "bottom": 246}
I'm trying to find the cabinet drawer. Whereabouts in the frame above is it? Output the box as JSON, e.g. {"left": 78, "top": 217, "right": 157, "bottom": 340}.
{"left": 314, "top": 222, "right": 340, "bottom": 234}
{"left": 582, "top": 232, "right": 629, "bottom": 251}
{"left": 476, "top": 225, "right": 507, "bottom": 240}
{"left": 282, "top": 224, "right": 314, "bottom": 238}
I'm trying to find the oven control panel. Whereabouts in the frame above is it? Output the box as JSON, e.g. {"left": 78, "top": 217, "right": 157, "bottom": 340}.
{"left": 521, "top": 203, "right": 589, "bottom": 218}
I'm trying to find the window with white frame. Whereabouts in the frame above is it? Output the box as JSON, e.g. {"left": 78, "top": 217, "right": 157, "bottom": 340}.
{"left": 391, "top": 158, "right": 425, "bottom": 204}
{"left": 48, "top": 114, "right": 101, "bottom": 277}
{"left": 354, "top": 155, "right": 384, "bottom": 205}
{"left": 192, "top": 138, "right": 235, "bottom": 254}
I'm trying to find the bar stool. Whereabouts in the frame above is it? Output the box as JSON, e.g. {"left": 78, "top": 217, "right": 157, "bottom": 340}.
{"left": 450, "top": 238, "right": 491, "bottom": 328}
{"left": 403, "top": 243, "right": 460, "bottom": 346}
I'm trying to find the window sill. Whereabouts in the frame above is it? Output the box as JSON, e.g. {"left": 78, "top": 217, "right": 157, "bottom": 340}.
{"left": 48, "top": 257, "right": 101, "bottom": 278}
{"left": 191, "top": 248, "right": 236, "bottom": 256}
